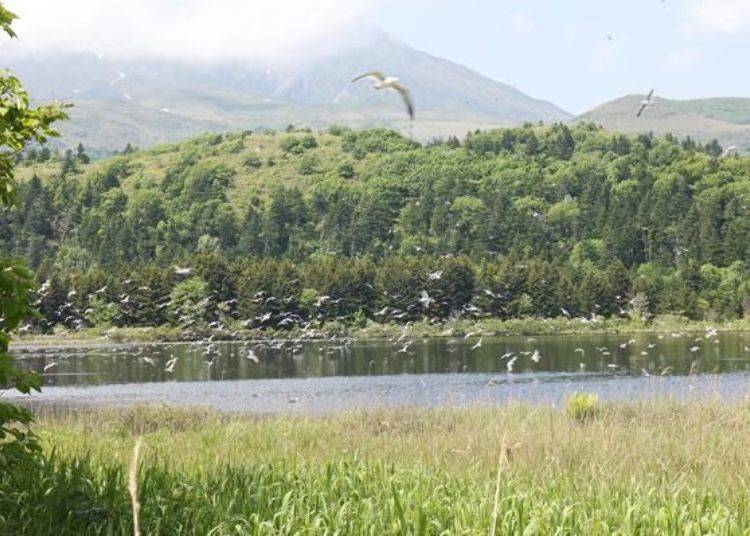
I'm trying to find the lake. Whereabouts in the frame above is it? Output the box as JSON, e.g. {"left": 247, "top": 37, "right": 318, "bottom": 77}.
{"left": 9, "top": 332, "right": 750, "bottom": 413}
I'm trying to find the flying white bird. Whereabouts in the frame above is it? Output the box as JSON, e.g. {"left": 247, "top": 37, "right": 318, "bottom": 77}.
{"left": 165, "top": 357, "right": 178, "bottom": 373}
{"left": 174, "top": 266, "right": 192, "bottom": 276}
{"left": 109, "top": 71, "right": 126, "bottom": 85}
{"left": 419, "top": 290, "right": 434, "bottom": 310}
{"left": 721, "top": 145, "right": 739, "bottom": 158}
{"left": 352, "top": 71, "right": 415, "bottom": 119}
{"left": 637, "top": 89, "right": 655, "bottom": 118}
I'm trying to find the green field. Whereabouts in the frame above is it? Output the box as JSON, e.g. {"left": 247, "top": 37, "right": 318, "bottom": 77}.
{"left": 3, "top": 401, "right": 750, "bottom": 534}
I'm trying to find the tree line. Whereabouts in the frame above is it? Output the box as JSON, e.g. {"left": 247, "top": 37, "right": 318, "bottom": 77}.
{"left": 4, "top": 123, "right": 750, "bottom": 328}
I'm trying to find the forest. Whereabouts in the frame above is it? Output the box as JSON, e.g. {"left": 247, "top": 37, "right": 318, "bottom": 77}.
{"left": 4, "top": 123, "right": 750, "bottom": 331}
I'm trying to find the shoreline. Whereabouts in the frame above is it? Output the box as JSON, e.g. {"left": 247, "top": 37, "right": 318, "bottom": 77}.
{"left": 11, "top": 314, "right": 750, "bottom": 349}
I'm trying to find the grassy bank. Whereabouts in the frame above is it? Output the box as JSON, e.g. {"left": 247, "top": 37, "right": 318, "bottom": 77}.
{"left": 12, "top": 314, "right": 750, "bottom": 347}
{"left": 4, "top": 401, "right": 750, "bottom": 533}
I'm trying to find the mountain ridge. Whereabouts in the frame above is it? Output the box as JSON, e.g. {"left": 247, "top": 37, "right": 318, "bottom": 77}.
{"left": 4, "top": 34, "right": 571, "bottom": 154}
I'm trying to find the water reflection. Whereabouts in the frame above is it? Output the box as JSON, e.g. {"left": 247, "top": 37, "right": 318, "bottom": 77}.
{"left": 14, "top": 332, "right": 750, "bottom": 388}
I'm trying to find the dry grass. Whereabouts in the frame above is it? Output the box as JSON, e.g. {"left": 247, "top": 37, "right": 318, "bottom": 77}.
{"left": 37, "top": 399, "right": 750, "bottom": 490}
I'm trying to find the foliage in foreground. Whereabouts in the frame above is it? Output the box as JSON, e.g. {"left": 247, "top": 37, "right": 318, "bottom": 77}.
{"left": 0, "top": 0, "right": 66, "bottom": 465}
{"left": 3, "top": 455, "right": 746, "bottom": 535}
{"left": 3, "top": 401, "right": 750, "bottom": 534}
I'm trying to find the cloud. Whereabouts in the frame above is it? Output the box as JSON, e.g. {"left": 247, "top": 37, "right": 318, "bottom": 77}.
{"left": 684, "top": 0, "right": 750, "bottom": 34}
{"left": 508, "top": 12, "right": 537, "bottom": 35}
{"left": 2, "top": 0, "right": 383, "bottom": 60}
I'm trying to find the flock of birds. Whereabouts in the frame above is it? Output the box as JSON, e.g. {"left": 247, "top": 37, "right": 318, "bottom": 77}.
{"left": 30, "top": 292, "right": 750, "bottom": 390}
{"left": 22, "top": 265, "right": 750, "bottom": 406}
{"left": 27, "top": 263, "right": 640, "bottom": 339}
{"left": 24, "top": 262, "right": 750, "bottom": 385}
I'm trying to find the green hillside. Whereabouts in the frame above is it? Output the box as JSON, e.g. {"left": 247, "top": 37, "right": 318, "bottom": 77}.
{"left": 7, "top": 123, "right": 750, "bottom": 331}
{"left": 577, "top": 95, "right": 750, "bottom": 151}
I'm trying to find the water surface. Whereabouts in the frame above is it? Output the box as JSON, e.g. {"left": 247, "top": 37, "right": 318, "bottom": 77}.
{"left": 10, "top": 332, "right": 750, "bottom": 413}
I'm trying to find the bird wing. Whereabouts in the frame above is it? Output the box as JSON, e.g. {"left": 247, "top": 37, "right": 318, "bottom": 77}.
{"left": 391, "top": 82, "right": 415, "bottom": 119}
{"left": 352, "top": 71, "right": 386, "bottom": 83}
{"left": 636, "top": 103, "right": 648, "bottom": 118}
{"left": 646, "top": 88, "right": 654, "bottom": 101}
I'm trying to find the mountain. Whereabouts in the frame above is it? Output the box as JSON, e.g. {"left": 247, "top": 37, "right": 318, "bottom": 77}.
{"left": 4, "top": 35, "right": 571, "bottom": 155}
{"left": 577, "top": 95, "right": 750, "bottom": 150}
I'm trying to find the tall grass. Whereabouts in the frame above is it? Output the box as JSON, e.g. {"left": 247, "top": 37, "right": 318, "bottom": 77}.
{"left": 4, "top": 401, "right": 750, "bottom": 533}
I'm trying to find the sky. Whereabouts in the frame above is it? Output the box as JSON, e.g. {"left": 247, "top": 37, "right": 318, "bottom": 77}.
{"left": 3, "top": 0, "right": 750, "bottom": 113}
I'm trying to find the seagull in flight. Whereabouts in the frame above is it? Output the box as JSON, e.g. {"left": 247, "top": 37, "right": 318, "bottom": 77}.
{"left": 721, "top": 145, "right": 739, "bottom": 158}
{"left": 352, "top": 71, "right": 414, "bottom": 119}
{"left": 419, "top": 290, "right": 434, "bottom": 310}
{"left": 637, "top": 89, "right": 655, "bottom": 118}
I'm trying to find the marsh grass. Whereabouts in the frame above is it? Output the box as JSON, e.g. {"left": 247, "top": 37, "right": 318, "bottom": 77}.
{"left": 4, "top": 401, "right": 750, "bottom": 533}
{"left": 566, "top": 393, "right": 600, "bottom": 422}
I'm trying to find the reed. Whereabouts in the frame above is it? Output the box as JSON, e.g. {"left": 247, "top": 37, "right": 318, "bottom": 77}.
{"left": 128, "top": 437, "right": 143, "bottom": 536}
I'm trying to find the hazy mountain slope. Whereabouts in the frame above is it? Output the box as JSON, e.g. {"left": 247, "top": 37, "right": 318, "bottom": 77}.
{"left": 4, "top": 35, "right": 570, "bottom": 154}
{"left": 577, "top": 95, "right": 750, "bottom": 150}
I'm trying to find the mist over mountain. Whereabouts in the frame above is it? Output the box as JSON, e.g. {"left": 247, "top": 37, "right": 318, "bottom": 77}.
{"left": 4, "top": 34, "right": 571, "bottom": 154}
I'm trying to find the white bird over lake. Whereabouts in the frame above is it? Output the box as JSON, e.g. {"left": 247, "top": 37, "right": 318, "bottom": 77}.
{"left": 637, "top": 89, "right": 655, "bottom": 118}
{"left": 245, "top": 349, "right": 259, "bottom": 364}
{"left": 352, "top": 71, "right": 415, "bottom": 119}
